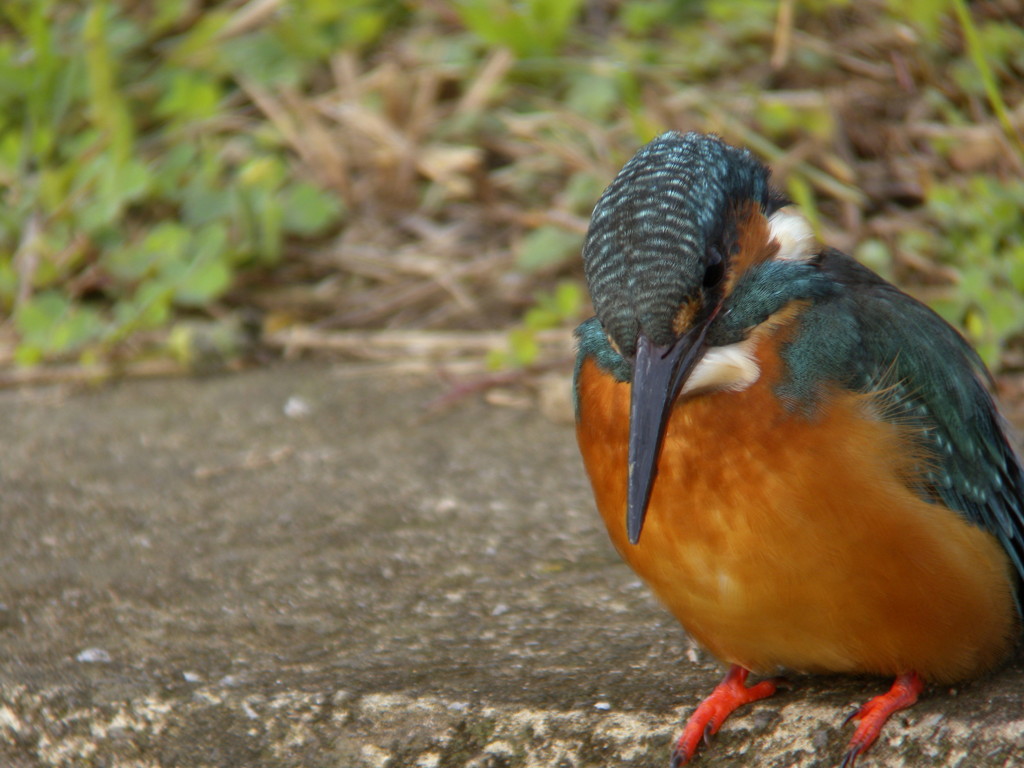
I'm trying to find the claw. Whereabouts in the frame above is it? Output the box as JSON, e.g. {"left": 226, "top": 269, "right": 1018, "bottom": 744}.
{"left": 770, "top": 675, "right": 794, "bottom": 692}
{"left": 839, "top": 744, "right": 860, "bottom": 768}
{"left": 841, "top": 706, "right": 861, "bottom": 728}
{"left": 669, "top": 665, "right": 779, "bottom": 765}
{"left": 841, "top": 672, "right": 924, "bottom": 765}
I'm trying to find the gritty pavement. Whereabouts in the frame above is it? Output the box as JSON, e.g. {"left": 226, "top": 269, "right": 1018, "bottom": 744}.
{"left": 1, "top": 362, "right": 1022, "bottom": 767}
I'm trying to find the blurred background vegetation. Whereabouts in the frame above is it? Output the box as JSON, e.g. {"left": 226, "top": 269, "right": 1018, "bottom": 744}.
{"left": 0, "top": 0, "right": 1022, "bottom": 384}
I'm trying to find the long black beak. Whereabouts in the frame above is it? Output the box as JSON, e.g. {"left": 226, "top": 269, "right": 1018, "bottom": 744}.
{"left": 626, "top": 318, "right": 714, "bottom": 544}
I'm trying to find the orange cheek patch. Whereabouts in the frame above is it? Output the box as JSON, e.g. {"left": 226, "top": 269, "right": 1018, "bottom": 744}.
{"left": 723, "top": 202, "right": 780, "bottom": 297}
{"left": 673, "top": 297, "right": 703, "bottom": 336}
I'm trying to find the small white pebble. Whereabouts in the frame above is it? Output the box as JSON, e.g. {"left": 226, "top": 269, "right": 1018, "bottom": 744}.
{"left": 434, "top": 497, "right": 458, "bottom": 513}
{"left": 360, "top": 744, "right": 393, "bottom": 768}
{"left": 76, "top": 648, "right": 111, "bottom": 664}
{"left": 594, "top": 701, "right": 612, "bottom": 711}
{"left": 484, "top": 740, "right": 515, "bottom": 758}
{"left": 182, "top": 671, "right": 202, "bottom": 683}
{"left": 283, "top": 396, "right": 312, "bottom": 418}
{"left": 491, "top": 603, "right": 509, "bottom": 617}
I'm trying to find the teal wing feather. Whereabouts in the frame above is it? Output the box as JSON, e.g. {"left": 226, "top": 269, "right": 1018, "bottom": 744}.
{"left": 789, "top": 249, "right": 1024, "bottom": 582}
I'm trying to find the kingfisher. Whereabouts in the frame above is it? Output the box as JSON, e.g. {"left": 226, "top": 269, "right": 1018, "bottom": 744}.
{"left": 573, "top": 131, "right": 1024, "bottom": 766}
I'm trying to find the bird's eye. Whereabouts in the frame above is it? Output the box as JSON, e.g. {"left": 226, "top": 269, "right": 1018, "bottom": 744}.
{"left": 703, "top": 248, "right": 725, "bottom": 288}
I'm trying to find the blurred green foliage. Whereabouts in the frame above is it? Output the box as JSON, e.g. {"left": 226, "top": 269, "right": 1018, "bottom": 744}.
{"left": 0, "top": 0, "right": 1021, "bottom": 371}
{"left": 488, "top": 280, "right": 584, "bottom": 369}
{"left": 0, "top": 0, "right": 352, "bottom": 365}
{"left": 454, "top": 0, "right": 586, "bottom": 59}
{"left": 914, "top": 178, "right": 1024, "bottom": 366}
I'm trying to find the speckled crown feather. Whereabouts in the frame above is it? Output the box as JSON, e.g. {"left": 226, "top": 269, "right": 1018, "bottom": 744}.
{"left": 582, "top": 132, "right": 770, "bottom": 355}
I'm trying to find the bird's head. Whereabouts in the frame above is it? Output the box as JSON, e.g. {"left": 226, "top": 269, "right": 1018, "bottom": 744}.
{"left": 582, "top": 131, "right": 798, "bottom": 544}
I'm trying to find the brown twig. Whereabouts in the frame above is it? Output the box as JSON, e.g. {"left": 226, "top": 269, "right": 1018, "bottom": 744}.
{"left": 771, "top": 0, "right": 796, "bottom": 70}
{"left": 264, "top": 326, "right": 572, "bottom": 361}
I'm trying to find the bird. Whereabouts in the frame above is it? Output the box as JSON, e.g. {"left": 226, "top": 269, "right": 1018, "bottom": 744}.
{"left": 572, "top": 131, "right": 1024, "bottom": 766}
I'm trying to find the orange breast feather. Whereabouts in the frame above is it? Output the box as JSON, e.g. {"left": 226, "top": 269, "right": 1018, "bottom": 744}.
{"left": 576, "top": 310, "right": 1018, "bottom": 682}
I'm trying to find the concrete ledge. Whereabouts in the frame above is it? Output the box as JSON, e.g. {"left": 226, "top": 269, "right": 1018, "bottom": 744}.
{"left": 4, "top": 679, "right": 1023, "bottom": 767}
{"left": 2, "top": 365, "right": 1022, "bottom": 766}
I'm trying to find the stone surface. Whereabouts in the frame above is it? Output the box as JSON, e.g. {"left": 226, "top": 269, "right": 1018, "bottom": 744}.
{"left": 1, "top": 363, "right": 1022, "bottom": 767}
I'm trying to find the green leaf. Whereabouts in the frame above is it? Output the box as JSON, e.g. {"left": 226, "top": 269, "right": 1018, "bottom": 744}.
{"left": 524, "top": 305, "right": 559, "bottom": 330}
{"left": 563, "top": 172, "right": 605, "bottom": 214}
{"left": 553, "top": 280, "right": 583, "bottom": 318}
{"left": 454, "top": 0, "right": 584, "bottom": 58}
{"left": 14, "top": 290, "right": 103, "bottom": 358}
{"left": 182, "top": 164, "right": 232, "bottom": 227}
{"left": 102, "top": 221, "right": 189, "bottom": 282}
{"left": 221, "top": 31, "right": 306, "bottom": 89}
{"left": 0, "top": 259, "right": 16, "bottom": 307}
{"left": 515, "top": 225, "right": 582, "bottom": 273}
{"left": 565, "top": 71, "right": 619, "bottom": 122}
{"left": 164, "top": 9, "right": 232, "bottom": 71}
{"left": 170, "top": 224, "right": 232, "bottom": 306}
{"left": 239, "top": 155, "right": 287, "bottom": 189}
{"left": 110, "top": 279, "right": 173, "bottom": 339}
{"left": 1008, "top": 245, "right": 1024, "bottom": 292}
{"left": 150, "top": 0, "right": 195, "bottom": 34}
{"left": 854, "top": 238, "right": 893, "bottom": 280}
{"left": 785, "top": 176, "right": 821, "bottom": 237}
{"left": 169, "top": 258, "right": 231, "bottom": 307}
{"left": 82, "top": 2, "right": 135, "bottom": 161}
{"left": 150, "top": 142, "right": 200, "bottom": 198}
{"left": 281, "top": 181, "right": 343, "bottom": 237}
{"left": 507, "top": 327, "right": 539, "bottom": 366}
{"left": 155, "top": 71, "right": 223, "bottom": 125}
{"left": 74, "top": 154, "right": 152, "bottom": 234}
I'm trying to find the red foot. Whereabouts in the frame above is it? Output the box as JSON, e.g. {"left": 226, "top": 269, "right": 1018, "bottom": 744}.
{"left": 840, "top": 671, "right": 924, "bottom": 767}
{"left": 670, "top": 665, "right": 780, "bottom": 766}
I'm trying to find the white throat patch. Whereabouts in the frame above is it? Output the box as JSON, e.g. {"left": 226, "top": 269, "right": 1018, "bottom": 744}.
{"left": 768, "top": 206, "right": 817, "bottom": 261}
{"left": 682, "top": 337, "right": 760, "bottom": 397}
